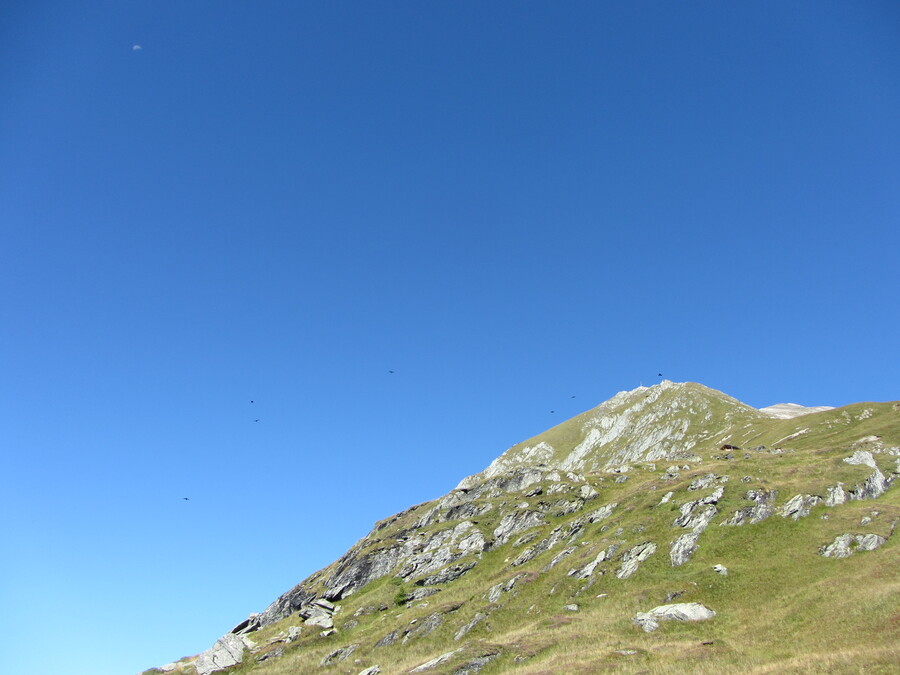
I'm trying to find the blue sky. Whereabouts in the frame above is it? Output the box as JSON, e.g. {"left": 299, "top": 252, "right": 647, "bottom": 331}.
{"left": 2, "top": 2, "right": 898, "bottom": 673}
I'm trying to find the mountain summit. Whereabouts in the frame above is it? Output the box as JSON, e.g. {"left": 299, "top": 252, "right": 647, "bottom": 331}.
{"left": 145, "top": 382, "right": 899, "bottom": 675}
{"left": 459, "top": 381, "right": 764, "bottom": 484}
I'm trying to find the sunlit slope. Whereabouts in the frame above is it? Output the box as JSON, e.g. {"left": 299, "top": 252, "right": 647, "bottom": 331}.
{"left": 145, "top": 383, "right": 900, "bottom": 675}
{"left": 458, "top": 381, "right": 766, "bottom": 484}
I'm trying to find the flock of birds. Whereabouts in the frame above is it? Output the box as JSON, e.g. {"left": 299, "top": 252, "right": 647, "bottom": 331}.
{"left": 181, "top": 372, "right": 665, "bottom": 501}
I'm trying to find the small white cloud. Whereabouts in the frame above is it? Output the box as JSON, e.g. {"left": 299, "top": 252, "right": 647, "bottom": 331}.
{"left": 132, "top": 44, "right": 142, "bottom": 51}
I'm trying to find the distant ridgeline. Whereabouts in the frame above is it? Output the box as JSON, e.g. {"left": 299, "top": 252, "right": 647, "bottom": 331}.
{"left": 144, "top": 382, "right": 900, "bottom": 675}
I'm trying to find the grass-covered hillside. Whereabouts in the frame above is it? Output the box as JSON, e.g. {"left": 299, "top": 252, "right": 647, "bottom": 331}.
{"left": 146, "top": 383, "right": 900, "bottom": 675}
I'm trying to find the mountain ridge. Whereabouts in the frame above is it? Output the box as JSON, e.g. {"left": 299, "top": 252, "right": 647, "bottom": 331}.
{"left": 144, "top": 382, "right": 900, "bottom": 675}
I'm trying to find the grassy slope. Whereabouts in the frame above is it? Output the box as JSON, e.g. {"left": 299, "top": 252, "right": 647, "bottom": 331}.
{"left": 165, "top": 397, "right": 900, "bottom": 675}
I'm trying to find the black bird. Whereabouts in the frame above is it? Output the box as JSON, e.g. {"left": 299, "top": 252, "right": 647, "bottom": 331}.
{"left": 571, "top": 395, "right": 576, "bottom": 398}
{"left": 250, "top": 400, "right": 254, "bottom": 403}
{"left": 388, "top": 370, "right": 395, "bottom": 374}
{"left": 550, "top": 410, "right": 555, "bottom": 413}
{"left": 254, "top": 419, "right": 260, "bottom": 422}
{"left": 183, "top": 497, "right": 190, "bottom": 501}
{"left": 657, "top": 373, "right": 663, "bottom": 377}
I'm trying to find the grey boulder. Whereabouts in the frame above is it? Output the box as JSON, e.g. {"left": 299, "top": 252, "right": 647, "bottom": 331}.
{"left": 633, "top": 603, "right": 716, "bottom": 632}
{"left": 195, "top": 633, "right": 245, "bottom": 675}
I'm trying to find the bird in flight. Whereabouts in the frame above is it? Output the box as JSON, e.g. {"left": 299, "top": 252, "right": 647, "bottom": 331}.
{"left": 254, "top": 419, "right": 260, "bottom": 422}
{"left": 658, "top": 373, "right": 663, "bottom": 377}
{"left": 388, "top": 370, "right": 395, "bottom": 374}
{"left": 570, "top": 395, "right": 576, "bottom": 398}
{"left": 250, "top": 400, "right": 254, "bottom": 403}
{"left": 183, "top": 497, "right": 190, "bottom": 501}
{"left": 550, "top": 410, "right": 555, "bottom": 414}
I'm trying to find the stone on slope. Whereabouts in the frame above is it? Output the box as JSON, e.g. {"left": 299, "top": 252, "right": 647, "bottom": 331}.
{"left": 781, "top": 494, "right": 822, "bottom": 520}
{"left": 722, "top": 489, "right": 777, "bottom": 526}
{"left": 416, "top": 559, "right": 477, "bottom": 586}
{"left": 824, "top": 484, "right": 847, "bottom": 507}
{"left": 632, "top": 603, "right": 716, "bottom": 632}
{"left": 492, "top": 510, "right": 545, "bottom": 546}
{"left": 487, "top": 573, "right": 527, "bottom": 603}
{"left": 844, "top": 450, "right": 878, "bottom": 469}
{"left": 587, "top": 502, "right": 618, "bottom": 522}
{"left": 452, "top": 652, "right": 499, "bottom": 675}
{"left": 409, "top": 649, "right": 464, "bottom": 673}
{"left": 304, "top": 614, "right": 334, "bottom": 629}
{"left": 195, "top": 633, "right": 245, "bottom": 675}
{"left": 850, "top": 468, "right": 889, "bottom": 501}
{"left": 357, "top": 667, "right": 381, "bottom": 675}
{"left": 670, "top": 531, "right": 701, "bottom": 567}
{"left": 616, "top": 542, "right": 657, "bottom": 579}
{"left": 688, "top": 473, "right": 727, "bottom": 491}
{"left": 454, "top": 612, "right": 487, "bottom": 641}
{"left": 320, "top": 644, "right": 359, "bottom": 666}
{"left": 820, "top": 533, "right": 887, "bottom": 558}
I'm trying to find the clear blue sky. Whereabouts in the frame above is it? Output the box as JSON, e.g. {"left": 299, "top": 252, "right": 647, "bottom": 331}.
{"left": 2, "top": 2, "right": 898, "bottom": 673}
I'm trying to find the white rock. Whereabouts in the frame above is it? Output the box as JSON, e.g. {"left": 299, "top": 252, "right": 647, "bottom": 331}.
{"left": 616, "top": 542, "right": 657, "bottom": 579}
{"left": 633, "top": 603, "right": 716, "bottom": 632}
{"left": 844, "top": 450, "right": 877, "bottom": 469}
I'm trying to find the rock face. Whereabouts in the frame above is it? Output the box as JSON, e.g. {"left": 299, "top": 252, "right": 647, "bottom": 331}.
{"left": 195, "top": 634, "right": 246, "bottom": 675}
{"left": 633, "top": 603, "right": 716, "bottom": 632}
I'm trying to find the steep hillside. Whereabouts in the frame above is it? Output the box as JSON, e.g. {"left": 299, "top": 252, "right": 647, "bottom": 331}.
{"left": 144, "top": 382, "right": 900, "bottom": 675}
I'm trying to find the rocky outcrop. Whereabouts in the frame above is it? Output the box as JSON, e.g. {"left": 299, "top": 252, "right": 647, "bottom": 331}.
{"left": 842, "top": 450, "right": 891, "bottom": 501}
{"left": 850, "top": 468, "right": 889, "bottom": 501}
{"left": 487, "top": 573, "right": 528, "bottom": 602}
{"left": 319, "top": 521, "right": 487, "bottom": 601}
{"left": 451, "top": 652, "right": 500, "bottom": 675}
{"left": 320, "top": 644, "right": 358, "bottom": 666}
{"left": 458, "top": 381, "right": 763, "bottom": 482}
{"left": 819, "top": 533, "right": 887, "bottom": 558}
{"left": 301, "top": 598, "right": 336, "bottom": 630}
{"left": 780, "top": 494, "right": 822, "bottom": 520}
{"left": 415, "top": 559, "right": 477, "bottom": 586}
{"left": 542, "top": 546, "right": 577, "bottom": 571}
{"left": 669, "top": 488, "right": 720, "bottom": 565}
{"left": 670, "top": 531, "right": 702, "bottom": 567}
{"left": 688, "top": 473, "right": 727, "bottom": 491}
{"left": 824, "top": 484, "right": 847, "bottom": 506}
{"left": 195, "top": 634, "right": 247, "bottom": 675}
{"left": 586, "top": 502, "right": 618, "bottom": 522}
{"left": 492, "top": 510, "right": 545, "bottom": 546}
{"left": 633, "top": 603, "right": 716, "bottom": 632}
{"left": 616, "top": 542, "right": 656, "bottom": 579}
{"left": 454, "top": 612, "right": 487, "bottom": 641}
{"left": 568, "top": 543, "right": 618, "bottom": 579}
{"left": 721, "top": 489, "right": 777, "bottom": 526}
{"left": 409, "top": 648, "right": 464, "bottom": 673}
